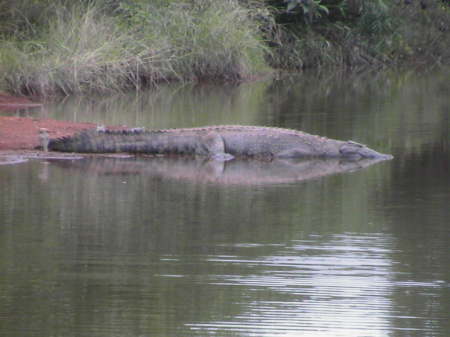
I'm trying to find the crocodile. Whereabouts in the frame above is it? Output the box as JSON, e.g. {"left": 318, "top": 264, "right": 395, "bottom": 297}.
{"left": 48, "top": 125, "right": 393, "bottom": 161}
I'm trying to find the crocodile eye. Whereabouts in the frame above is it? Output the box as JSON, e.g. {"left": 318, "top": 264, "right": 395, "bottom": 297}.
{"left": 346, "top": 141, "right": 364, "bottom": 148}
{"left": 340, "top": 142, "right": 363, "bottom": 157}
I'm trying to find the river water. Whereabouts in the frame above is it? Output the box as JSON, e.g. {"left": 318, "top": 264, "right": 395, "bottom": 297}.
{"left": 1, "top": 70, "right": 449, "bottom": 337}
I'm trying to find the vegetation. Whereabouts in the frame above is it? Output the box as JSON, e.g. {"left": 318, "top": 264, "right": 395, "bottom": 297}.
{"left": 267, "top": 0, "right": 450, "bottom": 68}
{"left": 0, "top": 0, "right": 270, "bottom": 95}
{"left": 0, "top": 0, "right": 449, "bottom": 96}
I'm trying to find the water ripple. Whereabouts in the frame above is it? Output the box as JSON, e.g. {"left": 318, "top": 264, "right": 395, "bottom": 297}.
{"left": 191, "top": 233, "right": 400, "bottom": 336}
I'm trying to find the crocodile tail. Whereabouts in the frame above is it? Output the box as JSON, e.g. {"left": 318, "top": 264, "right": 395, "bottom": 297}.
{"left": 48, "top": 129, "right": 147, "bottom": 153}
{"left": 48, "top": 130, "right": 101, "bottom": 152}
{"left": 48, "top": 136, "right": 73, "bottom": 152}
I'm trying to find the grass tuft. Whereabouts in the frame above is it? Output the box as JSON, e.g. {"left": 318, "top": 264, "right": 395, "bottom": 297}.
{"left": 0, "top": 0, "right": 269, "bottom": 96}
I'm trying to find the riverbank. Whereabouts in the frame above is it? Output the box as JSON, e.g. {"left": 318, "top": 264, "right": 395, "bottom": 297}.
{"left": 0, "top": 112, "right": 133, "bottom": 165}
{"left": 0, "top": 93, "right": 136, "bottom": 151}
{"left": 0, "top": 1, "right": 269, "bottom": 97}
{"left": 0, "top": 1, "right": 449, "bottom": 97}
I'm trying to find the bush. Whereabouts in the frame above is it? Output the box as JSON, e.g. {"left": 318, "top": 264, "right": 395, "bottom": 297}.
{"left": 267, "top": 0, "right": 450, "bottom": 69}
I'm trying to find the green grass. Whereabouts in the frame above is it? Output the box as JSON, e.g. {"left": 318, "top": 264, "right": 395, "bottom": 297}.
{"left": 119, "top": 1, "right": 271, "bottom": 81}
{"left": 0, "top": 0, "right": 270, "bottom": 96}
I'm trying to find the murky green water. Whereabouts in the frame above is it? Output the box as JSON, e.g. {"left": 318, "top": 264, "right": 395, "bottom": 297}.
{"left": 1, "top": 70, "right": 449, "bottom": 337}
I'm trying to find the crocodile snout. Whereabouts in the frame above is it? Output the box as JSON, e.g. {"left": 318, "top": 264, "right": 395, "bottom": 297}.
{"left": 340, "top": 141, "right": 393, "bottom": 160}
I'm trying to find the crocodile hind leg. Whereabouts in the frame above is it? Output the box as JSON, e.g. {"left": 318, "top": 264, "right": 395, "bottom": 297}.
{"left": 199, "top": 132, "right": 234, "bottom": 161}
{"left": 39, "top": 128, "right": 49, "bottom": 152}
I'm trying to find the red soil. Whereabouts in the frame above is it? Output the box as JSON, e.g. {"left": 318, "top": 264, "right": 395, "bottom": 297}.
{"left": 0, "top": 94, "right": 115, "bottom": 151}
{"left": 0, "top": 115, "right": 97, "bottom": 150}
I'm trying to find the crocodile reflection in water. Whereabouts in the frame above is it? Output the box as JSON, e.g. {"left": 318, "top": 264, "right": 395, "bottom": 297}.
{"left": 50, "top": 156, "right": 389, "bottom": 185}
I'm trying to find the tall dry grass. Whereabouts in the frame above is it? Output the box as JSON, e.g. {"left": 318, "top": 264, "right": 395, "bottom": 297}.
{"left": 0, "top": 0, "right": 270, "bottom": 96}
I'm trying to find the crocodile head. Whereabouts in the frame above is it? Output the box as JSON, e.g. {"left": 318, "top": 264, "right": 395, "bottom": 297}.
{"left": 339, "top": 141, "right": 393, "bottom": 160}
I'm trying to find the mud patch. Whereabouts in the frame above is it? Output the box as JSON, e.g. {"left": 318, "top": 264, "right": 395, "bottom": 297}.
{"left": 0, "top": 116, "right": 97, "bottom": 150}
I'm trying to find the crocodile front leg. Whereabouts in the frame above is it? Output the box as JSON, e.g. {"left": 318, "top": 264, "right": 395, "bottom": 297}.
{"left": 198, "top": 132, "right": 234, "bottom": 161}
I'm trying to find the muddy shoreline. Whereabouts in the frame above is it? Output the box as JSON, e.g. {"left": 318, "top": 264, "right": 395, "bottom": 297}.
{"left": 0, "top": 93, "right": 97, "bottom": 150}
{"left": 0, "top": 115, "right": 99, "bottom": 150}
{"left": 0, "top": 115, "right": 102, "bottom": 165}
{"left": 0, "top": 115, "right": 135, "bottom": 164}
{"left": 0, "top": 94, "right": 131, "bottom": 164}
